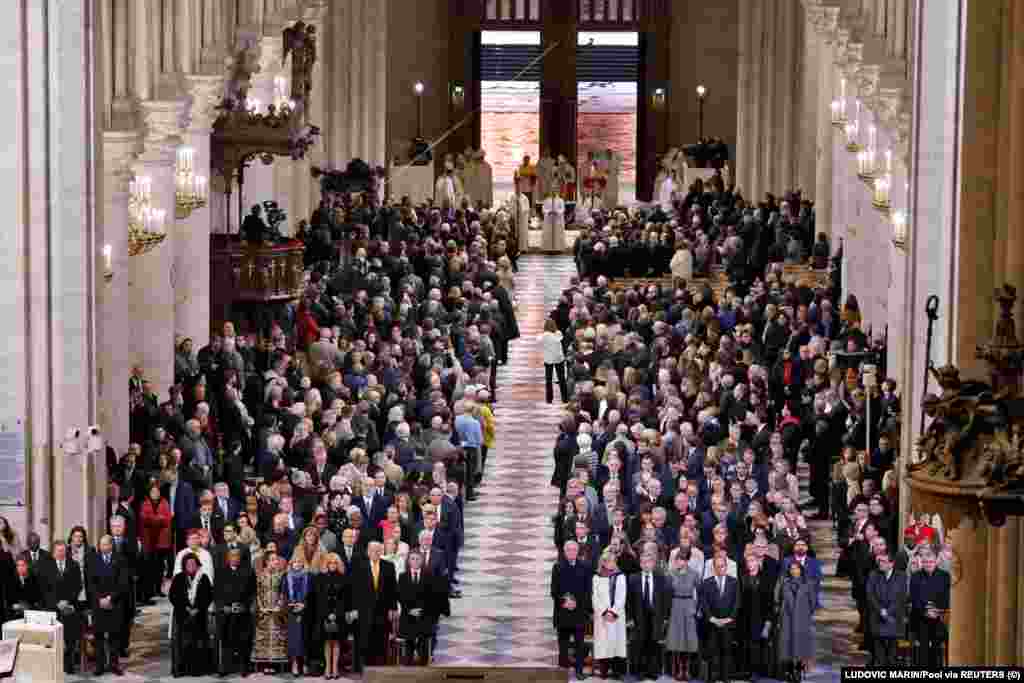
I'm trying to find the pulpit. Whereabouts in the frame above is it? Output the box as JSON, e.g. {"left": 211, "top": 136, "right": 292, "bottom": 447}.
{"left": 210, "top": 236, "right": 306, "bottom": 334}
{"left": 906, "top": 284, "right": 1024, "bottom": 665}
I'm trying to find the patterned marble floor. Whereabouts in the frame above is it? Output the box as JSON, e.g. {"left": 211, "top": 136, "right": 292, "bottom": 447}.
{"left": 71, "top": 255, "right": 864, "bottom": 681}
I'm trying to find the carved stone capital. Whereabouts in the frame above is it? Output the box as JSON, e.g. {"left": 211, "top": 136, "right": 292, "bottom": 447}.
{"left": 102, "top": 129, "right": 142, "bottom": 192}
{"left": 302, "top": 0, "right": 329, "bottom": 21}
{"left": 185, "top": 73, "right": 226, "bottom": 131}
{"left": 821, "top": 7, "right": 841, "bottom": 42}
{"left": 855, "top": 63, "right": 881, "bottom": 101}
{"left": 258, "top": 36, "right": 284, "bottom": 75}
{"left": 138, "top": 99, "right": 188, "bottom": 163}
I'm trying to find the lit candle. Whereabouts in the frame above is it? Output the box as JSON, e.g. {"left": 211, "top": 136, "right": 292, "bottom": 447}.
{"left": 892, "top": 209, "right": 907, "bottom": 243}
{"left": 874, "top": 175, "right": 890, "bottom": 205}
{"left": 196, "top": 175, "right": 207, "bottom": 200}
{"left": 103, "top": 244, "right": 112, "bottom": 271}
{"left": 868, "top": 125, "right": 876, "bottom": 152}
{"left": 866, "top": 149, "right": 875, "bottom": 174}
{"left": 830, "top": 100, "right": 840, "bottom": 121}
{"left": 840, "top": 78, "right": 846, "bottom": 99}
{"left": 886, "top": 149, "right": 893, "bottom": 173}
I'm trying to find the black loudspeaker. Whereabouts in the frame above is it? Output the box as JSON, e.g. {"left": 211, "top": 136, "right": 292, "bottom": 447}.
{"left": 411, "top": 138, "right": 432, "bottom": 166}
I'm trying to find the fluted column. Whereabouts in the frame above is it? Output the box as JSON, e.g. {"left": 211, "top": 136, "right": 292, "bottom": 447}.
{"left": 349, "top": 0, "right": 365, "bottom": 160}
{"left": 814, "top": 9, "right": 839, "bottom": 237}
{"left": 776, "top": 0, "right": 796, "bottom": 192}
{"left": 799, "top": 5, "right": 821, "bottom": 195}
{"left": 177, "top": 0, "right": 194, "bottom": 74}
{"left": 949, "top": 517, "right": 989, "bottom": 664}
{"left": 132, "top": 100, "right": 186, "bottom": 400}
{"left": 99, "top": 130, "right": 140, "bottom": 457}
{"left": 748, "top": 0, "right": 764, "bottom": 199}
{"left": 734, "top": 0, "right": 751, "bottom": 196}
{"left": 299, "top": 1, "right": 329, "bottom": 213}
{"left": 175, "top": 74, "right": 224, "bottom": 349}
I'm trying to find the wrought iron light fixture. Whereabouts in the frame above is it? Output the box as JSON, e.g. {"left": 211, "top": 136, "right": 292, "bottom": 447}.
{"left": 175, "top": 146, "right": 208, "bottom": 219}
{"left": 128, "top": 176, "right": 167, "bottom": 256}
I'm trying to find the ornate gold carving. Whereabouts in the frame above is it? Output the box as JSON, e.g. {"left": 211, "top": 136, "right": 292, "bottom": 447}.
{"left": 283, "top": 20, "right": 317, "bottom": 118}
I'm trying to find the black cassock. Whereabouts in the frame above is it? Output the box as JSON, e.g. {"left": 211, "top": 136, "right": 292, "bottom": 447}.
{"left": 213, "top": 565, "right": 255, "bottom": 675}
{"left": 169, "top": 572, "right": 213, "bottom": 676}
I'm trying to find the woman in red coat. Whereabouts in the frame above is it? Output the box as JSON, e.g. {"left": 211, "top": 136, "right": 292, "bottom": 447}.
{"left": 295, "top": 300, "right": 320, "bottom": 352}
{"left": 140, "top": 483, "right": 173, "bottom": 601}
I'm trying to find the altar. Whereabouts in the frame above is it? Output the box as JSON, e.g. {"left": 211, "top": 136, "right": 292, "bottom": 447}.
{"left": 389, "top": 165, "right": 434, "bottom": 204}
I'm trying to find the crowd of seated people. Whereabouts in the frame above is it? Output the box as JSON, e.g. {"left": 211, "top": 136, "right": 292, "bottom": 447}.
{"left": 0, "top": 185, "right": 520, "bottom": 678}
{"left": 547, "top": 183, "right": 950, "bottom": 682}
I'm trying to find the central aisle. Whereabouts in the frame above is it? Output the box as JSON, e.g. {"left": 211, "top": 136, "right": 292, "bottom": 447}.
{"left": 432, "top": 255, "right": 576, "bottom": 666}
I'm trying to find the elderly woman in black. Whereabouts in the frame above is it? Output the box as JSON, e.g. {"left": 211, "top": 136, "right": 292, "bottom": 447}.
{"left": 315, "top": 553, "right": 351, "bottom": 680}
{"left": 169, "top": 552, "right": 214, "bottom": 677}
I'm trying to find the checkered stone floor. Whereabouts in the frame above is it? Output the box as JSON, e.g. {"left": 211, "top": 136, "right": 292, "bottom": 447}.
{"left": 71, "top": 255, "right": 864, "bottom": 681}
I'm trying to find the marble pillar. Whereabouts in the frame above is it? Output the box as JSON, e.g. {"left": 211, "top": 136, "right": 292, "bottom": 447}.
{"left": 748, "top": 0, "right": 764, "bottom": 199}
{"left": 948, "top": 516, "right": 988, "bottom": 664}
{"left": 98, "top": 130, "right": 141, "bottom": 458}
{"left": 131, "top": 100, "right": 186, "bottom": 402}
{"left": 776, "top": 0, "right": 796, "bottom": 192}
{"left": 734, "top": 0, "right": 751, "bottom": 196}
{"left": 758, "top": 0, "right": 777, "bottom": 198}
{"left": 175, "top": 74, "right": 224, "bottom": 349}
{"left": 799, "top": 6, "right": 820, "bottom": 196}
{"left": 814, "top": 12, "right": 838, "bottom": 237}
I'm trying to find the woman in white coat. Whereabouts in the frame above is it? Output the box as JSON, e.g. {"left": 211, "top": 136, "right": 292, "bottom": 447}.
{"left": 592, "top": 549, "right": 628, "bottom": 678}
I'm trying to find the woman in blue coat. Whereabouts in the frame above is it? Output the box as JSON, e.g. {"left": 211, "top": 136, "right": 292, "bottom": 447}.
{"left": 282, "top": 556, "right": 312, "bottom": 676}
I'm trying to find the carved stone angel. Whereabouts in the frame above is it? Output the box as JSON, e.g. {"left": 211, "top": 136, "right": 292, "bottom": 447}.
{"left": 283, "top": 21, "right": 318, "bottom": 114}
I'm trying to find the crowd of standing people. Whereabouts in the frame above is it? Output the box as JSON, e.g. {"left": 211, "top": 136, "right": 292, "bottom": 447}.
{"left": 547, "top": 178, "right": 951, "bottom": 682}
{"left": 0, "top": 182, "right": 522, "bottom": 678}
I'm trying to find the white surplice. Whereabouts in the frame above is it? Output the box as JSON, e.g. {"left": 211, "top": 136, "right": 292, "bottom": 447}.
{"left": 592, "top": 574, "right": 627, "bottom": 659}
{"left": 542, "top": 195, "right": 565, "bottom": 252}
{"left": 434, "top": 173, "right": 462, "bottom": 208}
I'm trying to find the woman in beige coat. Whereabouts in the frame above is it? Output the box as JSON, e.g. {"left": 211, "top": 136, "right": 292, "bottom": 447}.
{"left": 670, "top": 242, "right": 693, "bottom": 287}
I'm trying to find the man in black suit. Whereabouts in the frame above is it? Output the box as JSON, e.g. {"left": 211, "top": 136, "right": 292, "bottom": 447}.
{"left": 397, "top": 551, "right": 440, "bottom": 665}
{"left": 550, "top": 541, "right": 592, "bottom": 679}
{"left": 909, "top": 548, "right": 951, "bottom": 668}
{"left": 700, "top": 553, "right": 740, "bottom": 683}
{"left": 867, "top": 553, "right": 908, "bottom": 666}
{"left": 212, "top": 482, "right": 241, "bottom": 524}
{"left": 8, "top": 556, "right": 41, "bottom": 619}
{"left": 110, "top": 515, "right": 141, "bottom": 658}
{"left": 338, "top": 528, "right": 367, "bottom": 575}
{"left": 50, "top": 541, "right": 83, "bottom": 674}
{"left": 307, "top": 442, "right": 337, "bottom": 493}
{"left": 627, "top": 551, "right": 669, "bottom": 680}
{"left": 356, "top": 475, "right": 391, "bottom": 526}
{"left": 213, "top": 547, "right": 256, "bottom": 676}
{"left": 22, "top": 532, "right": 58, "bottom": 609}
{"left": 430, "top": 488, "right": 463, "bottom": 581}
{"left": 87, "top": 535, "right": 126, "bottom": 676}
{"left": 351, "top": 541, "right": 399, "bottom": 672}
{"left": 191, "top": 493, "right": 227, "bottom": 546}
{"left": 108, "top": 491, "right": 139, "bottom": 544}
{"left": 211, "top": 523, "right": 252, "bottom": 573}
{"left": 417, "top": 530, "right": 450, "bottom": 580}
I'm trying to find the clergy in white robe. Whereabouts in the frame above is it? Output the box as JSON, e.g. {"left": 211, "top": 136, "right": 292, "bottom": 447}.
{"left": 603, "top": 150, "right": 621, "bottom": 210}
{"left": 435, "top": 163, "right": 462, "bottom": 209}
{"left": 658, "top": 170, "right": 680, "bottom": 209}
{"left": 542, "top": 193, "right": 566, "bottom": 252}
{"left": 516, "top": 192, "right": 532, "bottom": 252}
{"left": 462, "top": 154, "right": 479, "bottom": 207}
{"left": 592, "top": 566, "right": 627, "bottom": 661}
{"left": 476, "top": 150, "right": 494, "bottom": 207}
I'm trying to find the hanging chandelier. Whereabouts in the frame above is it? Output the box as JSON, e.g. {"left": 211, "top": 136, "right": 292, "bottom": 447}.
{"left": 128, "top": 176, "right": 167, "bottom": 256}
{"left": 175, "top": 146, "right": 208, "bottom": 219}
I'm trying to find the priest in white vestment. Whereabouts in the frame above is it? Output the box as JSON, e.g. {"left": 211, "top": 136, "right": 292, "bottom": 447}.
{"left": 542, "top": 192, "right": 566, "bottom": 253}
{"left": 658, "top": 169, "right": 680, "bottom": 209}
{"left": 435, "top": 162, "right": 462, "bottom": 209}
{"left": 603, "top": 149, "right": 621, "bottom": 210}
{"left": 461, "top": 149, "right": 478, "bottom": 206}
{"left": 476, "top": 149, "right": 494, "bottom": 207}
{"left": 516, "top": 191, "right": 532, "bottom": 252}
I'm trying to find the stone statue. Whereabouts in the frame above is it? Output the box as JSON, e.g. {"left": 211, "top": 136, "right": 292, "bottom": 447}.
{"left": 283, "top": 20, "right": 318, "bottom": 114}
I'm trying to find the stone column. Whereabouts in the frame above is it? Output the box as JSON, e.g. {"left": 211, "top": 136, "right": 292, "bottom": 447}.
{"left": 815, "top": 8, "right": 839, "bottom": 237}
{"left": 776, "top": 0, "right": 796, "bottom": 192}
{"left": 132, "top": 100, "right": 186, "bottom": 402}
{"left": 799, "top": 5, "right": 820, "bottom": 195}
{"left": 949, "top": 516, "right": 989, "bottom": 664}
{"left": 98, "top": 130, "right": 140, "bottom": 457}
{"left": 747, "top": 0, "right": 764, "bottom": 199}
{"left": 350, "top": 0, "right": 365, "bottom": 159}
{"left": 134, "top": 0, "right": 155, "bottom": 100}
{"left": 372, "top": 0, "right": 388, "bottom": 165}
{"left": 174, "top": 74, "right": 224, "bottom": 350}
{"left": 300, "top": 1, "right": 329, "bottom": 213}
{"left": 734, "top": 0, "right": 751, "bottom": 196}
